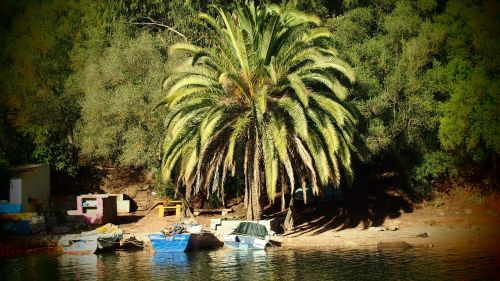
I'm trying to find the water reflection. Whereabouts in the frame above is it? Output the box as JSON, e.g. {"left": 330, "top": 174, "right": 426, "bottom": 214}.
{"left": 0, "top": 247, "right": 499, "bottom": 281}
{"left": 58, "top": 254, "right": 101, "bottom": 281}
{"left": 206, "top": 249, "right": 270, "bottom": 280}
{"left": 209, "top": 248, "right": 267, "bottom": 265}
{"left": 150, "top": 252, "right": 191, "bottom": 279}
{"left": 151, "top": 252, "right": 189, "bottom": 266}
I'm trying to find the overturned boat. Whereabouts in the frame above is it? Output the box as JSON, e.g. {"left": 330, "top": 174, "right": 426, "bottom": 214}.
{"left": 223, "top": 222, "right": 270, "bottom": 250}
{"left": 59, "top": 223, "right": 124, "bottom": 255}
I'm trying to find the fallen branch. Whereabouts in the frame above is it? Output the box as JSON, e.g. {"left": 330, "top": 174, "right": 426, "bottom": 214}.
{"left": 128, "top": 16, "right": 186, "bottom": 40}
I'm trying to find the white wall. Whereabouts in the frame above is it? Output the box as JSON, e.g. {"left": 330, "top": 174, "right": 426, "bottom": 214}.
{"left": 10, "top": 164, "right": 50, "bottom": 212}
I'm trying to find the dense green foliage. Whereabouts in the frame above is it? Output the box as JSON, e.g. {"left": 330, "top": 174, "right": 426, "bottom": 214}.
{"left": 437, "top": 0, "right": 499, "bottom": 159}
{"left": 74, "top": 28, "right": 167, "bottom": 169}
{"left": 0, "top": 0, "right": 498, "bottom": 198}
{"left": 0, "top": 0, "right": 95, "bottom": 174}
{"left": 325, "top": 0, "right": 499, "bottom": 193}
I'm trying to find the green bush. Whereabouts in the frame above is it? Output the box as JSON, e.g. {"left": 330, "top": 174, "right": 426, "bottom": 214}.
{"left": 412, "top": 151, "right": 459, "bottom": 188}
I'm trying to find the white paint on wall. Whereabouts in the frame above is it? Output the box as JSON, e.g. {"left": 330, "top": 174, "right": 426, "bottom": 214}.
{"left": 9, "top": 178, "right": 22, "bottom": 204}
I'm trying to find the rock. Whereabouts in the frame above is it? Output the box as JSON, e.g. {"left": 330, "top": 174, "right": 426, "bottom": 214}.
{"left": 427, "top": 243, "right": 434, "bottom": 248}
{"left": 386, "top": 220, "right": 400, "bottom": 231}
{"left": 377, "top": 240, "right": 413, "bottom": 250}
{"left": 465, "top": 209, "right": 473, "bottom": 215}
{"left": 416, "top": 232, "right": 428, "bottom": 238}
{"left": 368, "top": 226, "right": 385, "bottom": 231}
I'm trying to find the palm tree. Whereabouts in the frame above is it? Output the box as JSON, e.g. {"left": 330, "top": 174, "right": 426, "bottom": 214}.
{"left": 159, "top": 1, "right": 357, "bottom": 223}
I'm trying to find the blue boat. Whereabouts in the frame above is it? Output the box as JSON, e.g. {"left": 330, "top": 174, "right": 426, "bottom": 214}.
{"left": 148, "top": 233, "right": 191, "bottom": 252}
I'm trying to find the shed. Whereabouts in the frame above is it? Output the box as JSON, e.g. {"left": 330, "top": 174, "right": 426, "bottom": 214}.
{"left": 8, "top": 164, "right": 50, "bottom": 213}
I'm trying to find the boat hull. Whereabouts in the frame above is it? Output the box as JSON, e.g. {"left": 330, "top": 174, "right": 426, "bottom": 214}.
{"left": 148, "top": 233, "right": 191, "bottom": 252}
{"left": 223, "top": 234, "right": 268, "bottom": 250}
{"left": 60, "top": 236, "right": 98, "bottom": 255}
{"left": 59, "top": 228, "right": 123, "bottom": 254}
{"left": 97, "top": 237, "right": 118, "bottom": 251}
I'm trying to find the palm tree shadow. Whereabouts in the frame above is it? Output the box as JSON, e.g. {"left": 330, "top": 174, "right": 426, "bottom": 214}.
{"left": 284, "top": 184, "right": 414, "bottom": 237}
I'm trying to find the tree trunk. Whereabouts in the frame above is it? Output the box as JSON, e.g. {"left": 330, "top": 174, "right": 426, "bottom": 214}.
{"left": 221, "top": 178, "right": 226, "bottom": 208}
{"left": 281, "top": 173, "right": 286, "bottom": 211}
{"left": 245, "top": 156, "right": 253, "bottom": 220}
{"left": 284, "top": 196, "right": 295, "bottom": 231}
{"left": 247, "top": 134, "right": 263, "bottom": 221}
{"left": 246, "top": 173, "right": 263, "bottom": 220}
{"left": 246, "top": 186, "right": 254, "bottom": 220}
{"left": 281, "top": 191, "right": 286, "bottom": 212}
{"left": 180, "top": 197, "right": 197, "bottom": 223}
{"left": 251, "top": 178, "right": 262, "bottom": 220}
{"left": 244, "top": 184, "right": 248, "bottom": 208}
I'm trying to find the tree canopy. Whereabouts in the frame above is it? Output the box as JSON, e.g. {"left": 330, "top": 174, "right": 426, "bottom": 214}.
{"left": 0, "top": 0, "right": 498, "bottom": 204}
{"left": 159, "top": 2, "right": 358, "bottom": 219}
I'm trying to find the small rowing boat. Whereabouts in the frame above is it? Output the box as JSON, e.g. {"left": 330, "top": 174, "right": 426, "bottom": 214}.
{"left": 148, "top": 223, "right": 204, "bottom": 252}
{"left": 148, "top": 232, "right": 191, "bottom": 253}
{"left": 59, "top": 223, "right": 123, "bottom": 255}
{"left": 223, "top": 222, "right": 269, "bottom": 250}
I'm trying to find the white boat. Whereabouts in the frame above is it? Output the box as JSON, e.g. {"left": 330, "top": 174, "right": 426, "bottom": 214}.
{"left": 59, "top": 223, "right": 123, "bottom": 254}
{"left": 224, "top": 222, "right": 270, "bottom": 250}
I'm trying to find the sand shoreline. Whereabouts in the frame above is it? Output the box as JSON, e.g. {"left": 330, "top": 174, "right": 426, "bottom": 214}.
{"left": 2, "top": 191, "right": 499, "bottom": 256}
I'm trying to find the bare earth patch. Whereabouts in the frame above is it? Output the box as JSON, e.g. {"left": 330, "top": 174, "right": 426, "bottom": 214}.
{"left": 279, "top": 190, "right": 500, "bottom": 252}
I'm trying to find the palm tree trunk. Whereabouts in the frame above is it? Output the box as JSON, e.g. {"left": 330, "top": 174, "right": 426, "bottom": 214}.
{"left": 279, "top": 168, "right": 286, "bottom": 212}
{"left": 280, "top": 172, "right": 286, "bottom": 211}
{"left": 281, "top": 191, "right": 286, "bottom": 211}
{"left": 246, "top": 166, "right": 254, "bottom": 219}
{"left": 246, "top": 192, "right": 254, "bottom": 219}
{"left": 251, "top": 135, "right": 262, "bottom": 220}
{"left": 221, "top": 187, "right": 226, "bottom": 208}
{"left": 251, "top": 175, "right": 262, "bottom": 220}
{"left": 243, "top": 139, "right": 250, "bottom": 209}
{"left": 284, "top": 195, "right": 295, "bottom": 231}
{"left": 246, "top": 150, "right": 263, "bottom": 220}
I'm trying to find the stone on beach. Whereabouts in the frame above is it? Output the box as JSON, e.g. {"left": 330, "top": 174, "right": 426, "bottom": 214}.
{"left": 377, "top": 240, "right": 413, "bottom": 249}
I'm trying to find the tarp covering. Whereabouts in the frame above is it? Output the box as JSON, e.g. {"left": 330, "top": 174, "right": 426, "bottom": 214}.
{"left": 95, "top": 223, "right": 122, "bottom": 234}
{"left": 233, "top": 222, "right": 268, "bottom": 239}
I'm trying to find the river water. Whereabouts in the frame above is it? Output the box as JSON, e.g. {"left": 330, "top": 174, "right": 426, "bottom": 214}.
{"left": 1, "top": 247, "right": 498, "bottom": 281}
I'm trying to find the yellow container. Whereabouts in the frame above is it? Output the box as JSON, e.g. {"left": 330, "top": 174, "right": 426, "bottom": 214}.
{"left": 0, "top": 212, "right": 37, "bottom": 221}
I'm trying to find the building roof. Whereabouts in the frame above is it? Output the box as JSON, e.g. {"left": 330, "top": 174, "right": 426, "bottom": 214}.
{"left": 9, "top": 164, "right": 48, "bottom": 173}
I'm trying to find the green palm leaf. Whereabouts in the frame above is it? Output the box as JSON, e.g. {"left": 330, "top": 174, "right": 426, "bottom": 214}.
{"left": 160, "top": 1, "right": 358, "bottom": 219}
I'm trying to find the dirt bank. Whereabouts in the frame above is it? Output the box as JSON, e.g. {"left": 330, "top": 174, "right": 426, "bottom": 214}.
{"left": 116, "top": 189, "right": 500, "bottom": 252}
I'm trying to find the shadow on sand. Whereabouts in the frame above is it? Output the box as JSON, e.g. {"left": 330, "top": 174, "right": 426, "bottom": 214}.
{"left": 114, "top": 214, "right": 145, "bottom": 225}
{"left": 277, "top": 173, "right": 415, "bottom": 236}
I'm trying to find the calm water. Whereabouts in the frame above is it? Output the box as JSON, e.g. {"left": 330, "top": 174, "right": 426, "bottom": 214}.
{"left": 1, "top": 248, "right": 499, "bottom": 281}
